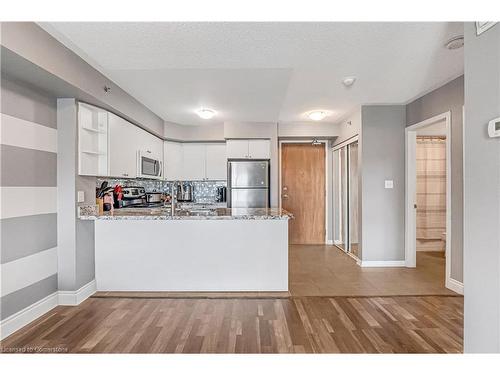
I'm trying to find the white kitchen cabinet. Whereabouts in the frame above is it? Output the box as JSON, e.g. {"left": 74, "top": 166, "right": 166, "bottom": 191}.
{"left": 182, "top": 143, "right": 206, "bottom": 180}
{"left": 78, "top": 103, "right": 109, "bottom": 176}
{"left": 226, "top": 139, "right": 270, "bottom": 159}
{"left": 248, "top": 140, "right": 271, "bottom": 159}
{"left": 163, "top": 142, "right": 227, "bottom": 181}
{"left": 108, "top": 112, "right": 138, "bottom": 178}
{"left": 226, "top": 139, "right": 249, "bottom": 159}
{"left": 164, "top": 141, "right": 183, "bottom": 180}
{"left": 135, "top": 126, "right": 163, "bottom": 160}
{"left": 205, "top": 143, "right": 227, "bottom": 180}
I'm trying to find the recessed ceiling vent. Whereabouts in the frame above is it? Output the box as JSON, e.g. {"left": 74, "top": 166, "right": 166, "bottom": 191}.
{"left": 445, "top": 35, "right": 464, "bottom": 50}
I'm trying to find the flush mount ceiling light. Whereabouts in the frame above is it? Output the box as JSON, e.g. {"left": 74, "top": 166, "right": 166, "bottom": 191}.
{"left": 342, "top": 76, "right": 357, "bottom": 87}
{"left": 196, "top": 108, "right": 216, "bottom": 119}
{"left": 445, "top": 35, "right": 464, "bottom": 50}
{"left": 307, "top": 110, "right": 330, "bottom": 121}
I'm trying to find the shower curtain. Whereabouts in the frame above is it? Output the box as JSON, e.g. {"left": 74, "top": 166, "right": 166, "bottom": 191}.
{"left": 416, "top": 137, "right": 446, "bottom": 244}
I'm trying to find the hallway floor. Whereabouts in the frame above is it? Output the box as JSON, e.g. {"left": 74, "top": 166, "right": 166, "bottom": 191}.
{"left": 290, "top": 245, "right": 456, "bottom": 296}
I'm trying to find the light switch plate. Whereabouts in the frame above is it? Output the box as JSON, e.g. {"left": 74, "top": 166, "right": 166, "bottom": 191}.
{"left": 384, "top": 180, "right": 394, "bottom": 189}
{"left": 77, "top": 191, "right": 85, "bottom": 203}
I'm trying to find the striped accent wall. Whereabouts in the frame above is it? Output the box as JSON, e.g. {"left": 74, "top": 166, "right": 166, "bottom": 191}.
{"left": 0, "top": 78, "right": 58, "bottom": 322}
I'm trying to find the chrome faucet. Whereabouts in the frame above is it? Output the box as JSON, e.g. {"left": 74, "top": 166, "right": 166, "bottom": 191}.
{"left": 170, "top": 181, "right": 177, "bottom": 216}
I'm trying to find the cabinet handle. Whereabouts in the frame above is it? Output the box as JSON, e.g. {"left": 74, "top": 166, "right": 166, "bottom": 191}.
{"left": 146, "top": 150, "right": 151, "bottom": 154}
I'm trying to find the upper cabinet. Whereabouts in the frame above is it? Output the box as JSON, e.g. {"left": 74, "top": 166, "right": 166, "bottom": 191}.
{"left": 108, "top": 112, "right": 138, "bottom": 178}
{"left": 182, "top": 144, "right": 207, "bottom": 180}
{"left": 248, "top": 139, "right": 271, "bottom": 159}
{"left": 78, "top": 103, "right": 164, "bottom": 179}
{"left": 164, "top": 141, "right": 183, "bottom": 181}
{"left": 205, "top": 143, "right": 227, "bottom": 180}
{"left": 163, "top": 142, "right": 227, "bottom": 181}
{"left": 78, "top": 103, "right": 109, "bottom": 176}
{"left": 226, "top": 139, "right": 270, "bottom": 159}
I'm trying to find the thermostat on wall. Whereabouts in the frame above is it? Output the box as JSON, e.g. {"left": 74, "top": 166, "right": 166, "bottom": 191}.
{"left": 488, "top": 117, "right": 500, "bottom": 138}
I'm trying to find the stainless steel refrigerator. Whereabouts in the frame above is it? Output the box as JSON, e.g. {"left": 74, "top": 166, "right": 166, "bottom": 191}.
{"left": 228, "top": 160, "right": 270, "bottom": 208}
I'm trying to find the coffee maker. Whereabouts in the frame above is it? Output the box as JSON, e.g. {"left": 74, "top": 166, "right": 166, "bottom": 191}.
{"left": 216, "top": 186, "right": 227, "bottom": 203}
{"left": 176, "top": 182, "right": 193, "bottom": 202}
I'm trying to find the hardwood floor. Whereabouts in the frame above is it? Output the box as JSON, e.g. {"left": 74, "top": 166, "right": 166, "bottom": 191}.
{"left": 290, "top": 245, "right": 456, "bottom": 296}
{"left": 0, "top": 295, "right": 463, "bottom": 353}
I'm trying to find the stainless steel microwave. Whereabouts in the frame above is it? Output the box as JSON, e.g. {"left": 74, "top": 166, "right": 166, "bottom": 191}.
{"left": 137, "top": 150, "right": 162, "bottom": 179}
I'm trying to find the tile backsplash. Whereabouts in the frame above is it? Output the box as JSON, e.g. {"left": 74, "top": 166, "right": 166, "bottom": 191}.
{"left": 96, "top": 178, "right": 226, "bottom": 203}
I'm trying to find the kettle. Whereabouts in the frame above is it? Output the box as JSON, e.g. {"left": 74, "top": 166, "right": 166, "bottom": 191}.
{"left": 176, "top": 182, "right": 193, "bottom": 202}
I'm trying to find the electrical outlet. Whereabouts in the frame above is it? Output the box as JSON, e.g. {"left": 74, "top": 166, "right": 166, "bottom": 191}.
{"left": 77, "top": 191, "right": 85, "bottom": 203}
{"left": 384, "top": 180, "right": 394, "bottom": 189}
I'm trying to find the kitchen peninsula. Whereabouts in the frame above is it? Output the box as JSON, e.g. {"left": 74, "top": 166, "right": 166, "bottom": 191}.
{"left": 80, "top": 207, "right": 291, "bottom": 292}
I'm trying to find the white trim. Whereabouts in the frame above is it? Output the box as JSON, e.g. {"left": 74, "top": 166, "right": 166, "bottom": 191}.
{"left": 0, "top": 187, "right": 57, "bottom": 219}
{"left": 326, "top": 240, "right": 334, "bottom": 245}
{"left": 0, "top": 113, "right": 57, "bottom": 153}
{"left": 0, "top": 292, "right": 58, "bottom": 340}
{"left": 278, "top": 139, "right": 330, "bottom": 244}
{"left": 0, "top": 280, "right": 97, "bottom": 340}
{"left": 405, "top": 111, "right": 453, "bottom": 292}
{"left": 332, "top": 135, "right": 359, "bottom": 151}
{"left": 58, "top": 279, "right": 97, "bottom": 306}
{"left": 446, "top": 278, "right": 464, "bottom": 295}
{"left": 1, "top": 247, "right": 58, "bottom": 297}
{"left": 359, "top": 260, "right": 406, "bottom": 268}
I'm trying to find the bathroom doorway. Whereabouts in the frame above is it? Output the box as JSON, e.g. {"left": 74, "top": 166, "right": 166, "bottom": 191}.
{"left": 405, "top": 112, "right": 452, "bottom": 290}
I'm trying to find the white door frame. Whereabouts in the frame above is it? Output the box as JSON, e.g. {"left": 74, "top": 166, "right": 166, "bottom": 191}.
{"left": 278, "top": 140, "right": 330, "bottom": 244}
{"left": 405, "top": 111, "right": 452, "bottom": 290}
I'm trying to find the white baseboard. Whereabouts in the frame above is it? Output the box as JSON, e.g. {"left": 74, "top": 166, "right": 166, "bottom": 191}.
{"left": 359, "top": 260, "right": 406, "bottom": 267}
{"left": 58, "top": 279, "right": 96, "bottom": 306}
{"left": 0, "top": 279, "right": 97, "bottom": 340}
{"left": 326, "top": 240, "right": 334, "bottom": 245}
{"left": 0, "top": 292, "right": 58, "bottom": 340}
{"left": 446, "top": 278, "right": 464, "bottom": 295}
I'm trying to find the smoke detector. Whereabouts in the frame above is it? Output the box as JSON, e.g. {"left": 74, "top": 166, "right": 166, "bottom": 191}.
{"left": 445, "top": 35, "right": 464, "bottom": 50}
{"left": 342, "top": 76, "right": 357, "bottom": 87}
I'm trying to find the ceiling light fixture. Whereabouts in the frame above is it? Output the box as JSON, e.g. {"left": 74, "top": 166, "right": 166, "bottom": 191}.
{"left": 342, "top": 76, "right": 357, "bottom": 87}
{"left": 308, "top": 110, "right": 329, "bottom": 121}
{"left": 196, "top": 108, "right": 216, "bottom": 119}
{"left": 445, "top": 35, "right": 464, "bottom": 50}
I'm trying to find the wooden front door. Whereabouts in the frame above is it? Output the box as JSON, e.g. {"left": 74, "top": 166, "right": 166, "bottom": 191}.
{"left": 281, "top": 143, "right": 326, "bottom": 244}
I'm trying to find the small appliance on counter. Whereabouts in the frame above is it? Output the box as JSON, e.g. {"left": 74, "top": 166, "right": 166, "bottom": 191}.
{"left": 120, "top": 186, "right": 147, "bottom": 208}
{"left": 145, "top": 191, "right": 163, "bottom": 204}
{"left": 176, "top": 182, "right": 193, "bottom": 202}
{"left": 216, "top": 186, "right": 227, "bottom": 203}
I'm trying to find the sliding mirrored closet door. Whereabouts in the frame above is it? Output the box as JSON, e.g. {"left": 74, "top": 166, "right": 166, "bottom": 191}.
{"left": 333, "top": 139, "right": 359, "bottom": 258}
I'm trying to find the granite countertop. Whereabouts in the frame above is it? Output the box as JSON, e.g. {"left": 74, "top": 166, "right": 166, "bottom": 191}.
{"left": 78, "top": 205, "right": 293, "bottom": 221}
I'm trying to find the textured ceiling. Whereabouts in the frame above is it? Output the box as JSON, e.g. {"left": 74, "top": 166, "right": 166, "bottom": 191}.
{"left": 40, "top": 22, "right": 464, "bottom": 126}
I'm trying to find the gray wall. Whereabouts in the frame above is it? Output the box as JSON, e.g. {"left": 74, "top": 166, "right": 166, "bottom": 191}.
{"left": 407, "top": 76, "right": 464, "bottom": 282}
{"left": 361, "top": 105, "right": 406, "bottom": 262}
{"left": 0, "top": 76, "right": 58, "bottom": 320}
{"left": 463, "top": 23, "right": 500, "bottom": 353}
{"left": 1, "top": 22, "right": 164, "bottom": 137}
{"left": 57, "top": 99, "right": 96, "bottom": 291}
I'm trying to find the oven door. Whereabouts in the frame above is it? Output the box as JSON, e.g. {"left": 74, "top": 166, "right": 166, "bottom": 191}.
{"left": 139, "top": 153, "right": 162, "bottom": 178}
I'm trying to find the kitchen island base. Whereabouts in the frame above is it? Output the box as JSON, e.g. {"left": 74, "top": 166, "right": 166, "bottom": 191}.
{"left": 94, "top": 219, "right": 288, "bottom": 292}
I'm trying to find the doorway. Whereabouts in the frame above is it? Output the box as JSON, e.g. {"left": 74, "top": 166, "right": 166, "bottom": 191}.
{"left": 332, "top": 137, "right": 360, "bottom": 259}
{"left": 405, "top": 111, "right": 452, "bottom": 290}
{"left": 280, "top": 142, "right": 326, "bottom": 244}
